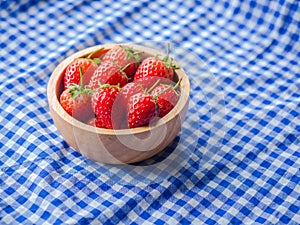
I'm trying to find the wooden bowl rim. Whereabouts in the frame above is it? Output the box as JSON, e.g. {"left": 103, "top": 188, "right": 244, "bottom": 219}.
{"left": 47, "top": 43, "right": 190, "bottom": 136}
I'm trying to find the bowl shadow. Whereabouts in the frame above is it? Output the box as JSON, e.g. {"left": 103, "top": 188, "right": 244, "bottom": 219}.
{"left": 129, "top": 135, "right": 180, "bottom": 166}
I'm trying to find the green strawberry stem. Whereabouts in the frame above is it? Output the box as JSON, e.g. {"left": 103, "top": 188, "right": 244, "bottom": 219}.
{"left": 87, "top": 47, "right": 104, "bottom": 59}
{"left": 145, "top": 79, "right": 161, "bottom": 94}
{"left": 120, "top": 63, "right": 130, "bottom": 73}
{"left": 95, "top": 81, "right": 110, "bottom": 90}
{"left": 154, "top": 78, "right": 182, "bottom": 98}
{"left": 165, "top": 43, "right": 170, "bottom": 59}
{"left": 93, "top": 58, "right": 101, "bottom": 65}
{"left": 79, "top": 67, "right": 84, "bottom": 88}
{"left": 120, "top": 45, "right": 142, "bottom": 61}
{"left": 86, "top": 48, "right": 103, "bottom": 65}
{"left": 68, "top": 67, "right": 92, "bottom": 99}
{"left": 162, "top": 43, "right": 180, "bottom": 70}
{"left": 68, "top": 85, "right": 80, "bottom": 99}
{"left": 95, "top": 82, "right": 120, "bottom": 91}
{"left": 112, "top": 60, "right": 129, "bottom": 80}
{"left": 173, "top": 78, "right": 182, "bottom": 90}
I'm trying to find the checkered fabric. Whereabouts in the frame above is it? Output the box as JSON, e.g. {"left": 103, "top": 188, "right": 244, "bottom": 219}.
{"left": 1, "top": 0, "right": 300, "bottom": 224}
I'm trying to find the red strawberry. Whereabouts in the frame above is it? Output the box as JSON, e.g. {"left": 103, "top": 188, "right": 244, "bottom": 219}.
{"left": 121, "top": 82, "right": 145, "bottom": 103}
{"left": 127, "top": 92, "right": 158, "bottom": 128}
{"left": 87, "top": 117, "right": 105, "bottom": 128}
{"left": 63, "top": 50, "right": 101, "bottom": 89}
{"left": 134, "top": 51, "right": 179, "bottom": 88}
{"left": 89, "top": 60, "right": 128, "bottom": 90}
{"left": 102, "top": 45, "right": 141, "bottom": 78}
{"left": 91, "top": 85, "right": 123, "bottom": 129}
{"left": 60, "top": 86, "right": 93, "bottom": 122}
{"left": 122, "top": 78, "right": 161, "bottom": 111}
{"left": 151, "top": 79, "right": 181, "bottom": 117}
{"left": 60, "top": 67, "right": 94, "bottom": 122}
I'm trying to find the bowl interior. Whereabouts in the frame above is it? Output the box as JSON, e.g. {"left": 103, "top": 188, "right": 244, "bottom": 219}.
{"left": 49, "top": 44, "right": 190, "bottom": 136}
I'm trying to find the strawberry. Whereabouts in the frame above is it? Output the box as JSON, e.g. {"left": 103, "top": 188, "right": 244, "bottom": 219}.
{"left": 102, "top": 45, "right": 142, "bottom": 78}
{"left": 121, "top": 80, "right": 160, "bottom": 129}
{"left": 89, "top": 60, "right": 128, "bottom": 90}
{"left": 60, "top": 68, "right": 94, "bottom": 122}
{"left": 63, "top": 50, "right": 101, "bottom": 89}
{"left": 121, "top": 82, "right": 145, "bottom": 103}
{"left": 134, "top": 47, "right": 179, "bottom": 88}
{"left": 60, "top": 89, "right": 93, "bottom": 122}
{"left": 91, "top": 85, "right": 123, "bottom": 129}
{"left": 87, "top": 117, "right": 105, "bottom": 128}
{"left": 151, "top": 79, "right": 181, "bottom": 117}
{"left": 122, "top": 78, "right": 161, "bottom": 110}
{"left": 127, "top": 92, "right": 158, "bottom": 128}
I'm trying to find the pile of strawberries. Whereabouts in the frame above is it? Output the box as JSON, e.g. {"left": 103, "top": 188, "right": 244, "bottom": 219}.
{"left": 59, "top": 45, "right": 181, "bottom": 129}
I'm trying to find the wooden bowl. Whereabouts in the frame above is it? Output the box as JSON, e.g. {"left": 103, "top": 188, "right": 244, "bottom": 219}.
{"left": 47, "top": 44, "right": 190, "bottom": 164}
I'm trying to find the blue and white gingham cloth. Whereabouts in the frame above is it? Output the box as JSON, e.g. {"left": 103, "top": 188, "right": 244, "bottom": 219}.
{"left": 1, "top": 0, "right": 300, "bottom": 224}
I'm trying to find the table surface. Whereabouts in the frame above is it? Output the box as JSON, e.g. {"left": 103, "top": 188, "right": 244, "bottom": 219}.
{"left": 1, "top": 0, "right": 300, "bottom": 224}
